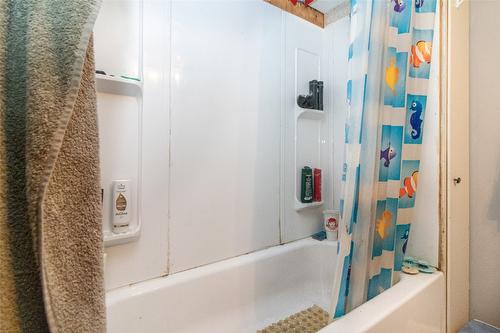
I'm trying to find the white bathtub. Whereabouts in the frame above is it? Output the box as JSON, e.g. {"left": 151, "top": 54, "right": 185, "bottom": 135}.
{"left": 322, "top": 271, "right": 445, "bottom": 333}
{"left": 106, "top": 238, "right": 445, "bottom": 333}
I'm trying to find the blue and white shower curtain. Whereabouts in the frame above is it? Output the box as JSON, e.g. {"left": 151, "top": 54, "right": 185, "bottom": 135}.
{"left": 331, "top": 0, "right": 437, "bottom": 318}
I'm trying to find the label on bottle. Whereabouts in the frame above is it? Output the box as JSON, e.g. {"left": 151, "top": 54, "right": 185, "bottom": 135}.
{"left": 115, "top": 193, "right": 127, "bottom": 214}
{"left": 112, "top": 180, "right": 131, "bottom": 233}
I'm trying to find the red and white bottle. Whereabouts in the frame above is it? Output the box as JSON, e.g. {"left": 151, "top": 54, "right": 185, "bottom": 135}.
{"left": 313, "top": 168, "right": 322, "bottom": 202}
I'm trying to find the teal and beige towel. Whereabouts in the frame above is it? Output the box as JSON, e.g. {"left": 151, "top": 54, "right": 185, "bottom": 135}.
{"left": 0, "top": 1, "right": 104, "bottom": 332}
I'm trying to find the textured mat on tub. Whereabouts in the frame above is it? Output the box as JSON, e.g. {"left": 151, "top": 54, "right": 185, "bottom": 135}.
{"left": 257, "top": 305, "right": 330, "bottom": 333}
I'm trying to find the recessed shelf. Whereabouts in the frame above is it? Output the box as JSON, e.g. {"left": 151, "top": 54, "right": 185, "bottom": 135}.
{"left": 296, "top": 106, "right": 325, "bottom": 120}
{"left": 104, "top": 227, "right": 141, "bottom": 247}
{"left": 294, "top": 104, "right": 324, "bottom": 211}
{"left": 295, "top": 200, "right": 324, "bottom": 212}
{"left": 96, "top": 74, "right": 143, "bottom": 97}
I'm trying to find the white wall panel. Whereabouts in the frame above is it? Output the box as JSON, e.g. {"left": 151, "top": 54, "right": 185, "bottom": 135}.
{"left": 169, "top": 0, "right": 282, "bottom": 273}
{"left": 94, "top": 0, "right": 141, "bottom": 78}
{"left": 331, "top": 17, "right": 349, "bottom": 211}
{"left": 97, "top": 0, "right": 170, "bottom": 290}
{"left": 282, "top": 13, "right": 329, "bottom": 243}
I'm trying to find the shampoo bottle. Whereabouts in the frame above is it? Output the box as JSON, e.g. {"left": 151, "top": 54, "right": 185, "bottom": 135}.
{"left": 301, "top": 167, "right": 313, "bottom": 203}
{"left": 313, "top": 168, "right": 322, "bottom": 202}
{"left": 112, "top": 180, "right": 131, "bottom": 234}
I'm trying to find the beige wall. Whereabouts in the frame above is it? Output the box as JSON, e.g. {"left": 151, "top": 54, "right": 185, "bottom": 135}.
{"left": 470, "top": 0, "right": 500, "bottom": 326}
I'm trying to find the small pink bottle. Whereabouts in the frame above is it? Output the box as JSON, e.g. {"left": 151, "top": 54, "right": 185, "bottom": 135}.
{"left": 313, "top": 168, "right": 321, "bottom": 202}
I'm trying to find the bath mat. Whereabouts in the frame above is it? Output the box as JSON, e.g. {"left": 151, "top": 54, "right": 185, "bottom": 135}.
{"left": 0, "top": 1, "right": 103, "bottom": 332}
{"left": 459, "top": 320, "right": 500, "bottom": 333}
{"left": 257, "top": 305, "right": 330, "bottom": 333}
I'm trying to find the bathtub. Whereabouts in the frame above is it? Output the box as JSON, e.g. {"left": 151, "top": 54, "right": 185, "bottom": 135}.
{"left": 106, "top": 238, "right": 445, "bottom": 333}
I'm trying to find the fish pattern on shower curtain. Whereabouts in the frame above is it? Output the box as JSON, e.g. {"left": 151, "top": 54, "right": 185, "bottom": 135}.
{"left": 367, "top": 0, "right": 437, "bottom": 301}
{"left": 332, "top": 0, "right": 437, "bottom": 318}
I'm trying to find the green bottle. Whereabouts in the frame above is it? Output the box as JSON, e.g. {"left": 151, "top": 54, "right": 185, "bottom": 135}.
{"left": 301, "top": 166, "right": 313, "bottom": 203}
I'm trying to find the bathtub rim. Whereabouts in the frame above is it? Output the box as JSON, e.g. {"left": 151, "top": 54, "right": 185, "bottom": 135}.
{"left": 106, "top": 237, "right": 338, "bottom": 306}
{"left": 319, "top": 271, "right": 445, "bottom": 332}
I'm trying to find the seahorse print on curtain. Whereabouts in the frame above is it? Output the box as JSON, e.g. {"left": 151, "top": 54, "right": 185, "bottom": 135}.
{"left": 330, "top": 0, "right": 437, "bottom": 318}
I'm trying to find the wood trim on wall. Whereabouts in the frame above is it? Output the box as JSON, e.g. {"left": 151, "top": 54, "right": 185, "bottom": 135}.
{"left": 439, "top": 0, "right": 447, "bottom": 280}
{"left": 445, "top": 0, "right": 470, "bottom": 332}
{"left": 264, "top": 0, "right": 325, "bottom": 28}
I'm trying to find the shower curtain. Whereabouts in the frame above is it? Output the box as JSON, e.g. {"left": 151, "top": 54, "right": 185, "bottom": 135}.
{"left": 330, "top": 0, "right": 437, "bottom": 318}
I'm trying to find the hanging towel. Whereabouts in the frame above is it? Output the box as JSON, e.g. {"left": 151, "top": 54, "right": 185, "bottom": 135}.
{"left": 0, "top": 1, "right": 104, "bottom": 332}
